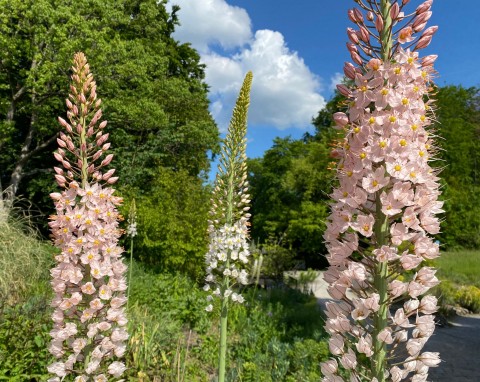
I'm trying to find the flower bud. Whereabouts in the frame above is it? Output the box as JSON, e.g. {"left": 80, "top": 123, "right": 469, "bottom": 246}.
{"left": 366, "top": 11, "right": 374, "bottom": 21}
{"left": 415, "top": 35, "right": 432, "bottom": 50}
{"left": 337, "top": 84, "right": 352, "bottom": 97}
{"left": 333, "top": 112, "right": 349, "bottom": 127}
{"left": 416, "top": 0, "right": 433, "bottom": 15}
{"left": 343, "top": 62, "right": 357, "bottom": 79}
{"left": 350, "top": 51, "right": 363, "bottom": 65}
{"left": 359, "top": 26, "right": 369, "bottom": 43}
{"left": 347, "top": 28, "right": 360, "bottom": 44}
{"left": 353, "top": 8, "right": 363, "bottom": 23}
{"left": 390, "top": 2, "right": 400, "bottom": 20}
{"left": 348, "top": 9, "right": 357, "bottom": 23}
{"left": 421, "top": 26, "right": 438, "bottom": 38}
{"left": 375, "top": 16, "right": 384, "bottom": 32}
{"left": 421, "top": 55, "right": 437, "bottom": 67}
{"left": 101, "top": 154, "right": 114, "bottom": 167}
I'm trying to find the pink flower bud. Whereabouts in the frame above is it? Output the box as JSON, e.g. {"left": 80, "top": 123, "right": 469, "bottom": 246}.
{"left": 87, "top": 126, "right": 94, "bottom": 137}
{"left": 403, "top": 0, "right": 411, "bottom": 5}
{"left": 337, "top": 84, "right": 352, "bottom": 97}
{"left": 333, "top": 112, "right": 349, "bottom": 127}
{"left": 415, "top": 35, "right": 432, "bottom": 50}
{"left": 359, "top": 26, "right": 369, "bottom": 43}
{"left": 92, "top": 150, "right": 103, "bottom": 161}
{"left": 58, "top": 117, "right": 70, "bottom": 129}
{"left": 413, "top": 21, "right": 428, "bottom": 33}
{"left": 57, "top": 138, "right": 67, "bottom": 148}
{"left": 102, "top": 169, "right": 116, "bottom": 181}
{"left": 66, "top": 140, "right": 75, "bottom": 151}
{"left": 87, "top": 164, "right": 95, "bottom": 174}
{"left": 421, "top": 54, "right": 437, "bottom": 67}
{"left": 66, "top": 99, "right": 73, "bottom": 109}
{"left": 107, "top": 177, "right": 119, "bottom": 184}
{"left": 348, "top": 9, "right": 357, "bottom": 23}
{"left": 366, "top": 11, "right": 374, "bottom": 21}
{"left": 62, "top": 160, "right": 72, "bottom": 170}
{"left": 55, "top": 174, "right": 67, "bottom": 184}
{"left": 54, "top": 152, "right": 64, "bottom": 162}
{"left": 347, "top": 28, "right": 359, "bottom": 44}
{"left": 76, "top": 123, "right": 83, "bottom": 134}
{"left": 353, "top": 8, "right": 363, "bottom": 23}
{"left": 351, "top": 51, "right": 363, "bottom": 65}
{"left": 375, "top": 16, "right": 384, "bottom": 32}
{"left": 347, "top": 42, "right": 358, "bottom": 54}
{"left": 99, "top": 120, "right": 108, "bottom": 129}
{"left": 73, "top": 105, "right": 79, "bottom": 116}
{"left": 416, "top": 0, "right": 433, "bottom": 15}
{"left": 421, "top": 26, "right": 438, "bottom": 38}
{"left": 343, "top": 62, "right": 356, "bottom": 79}
{"left": 390, "top": 2, "right": 400, "bottom": 20}
{"left": 101, "top": 154, "right": 114, "bottom": 167}
{"left": 79, "top": 93, "right": 87, "bottom": 104}
{"left": 102, "top": 143, "right": 111, "bottom": 151}
{"left": 54, "top": 167, "right": 64, "bottom": 175}
{"left": 413, "top": 11, "right": 432, "bottom": 29}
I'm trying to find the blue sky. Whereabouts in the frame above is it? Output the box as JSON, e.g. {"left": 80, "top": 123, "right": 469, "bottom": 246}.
{"left": 167, "top": 0, "right": 480, "bottom": 161}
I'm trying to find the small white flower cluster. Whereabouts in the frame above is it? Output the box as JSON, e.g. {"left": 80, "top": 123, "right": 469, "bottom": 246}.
{"left": 204, "top": 219, "right": 250, "bottom": 311}
{"left": 126, "top": 221, "right": 137, "bottom": 238}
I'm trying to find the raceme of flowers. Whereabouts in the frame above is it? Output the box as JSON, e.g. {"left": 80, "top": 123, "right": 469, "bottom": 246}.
{"left": 321, "top": 1, "right": 442, "bottom": 381}
{"left": 204, "top": 72, "right": 253, "bottom": 312}
{"left": 204, "top": 220, "right": 250, "bottom": 311}
{"left": 48, "top": 53, "right": 128, "bottom": 381}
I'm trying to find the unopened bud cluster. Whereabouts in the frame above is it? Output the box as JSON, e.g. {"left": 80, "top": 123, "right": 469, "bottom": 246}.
{"left": 48, "top": 53, "right": 127, "bottom": 381}
{"left": 322, "top": 1, "right": 442, "bottom": 381}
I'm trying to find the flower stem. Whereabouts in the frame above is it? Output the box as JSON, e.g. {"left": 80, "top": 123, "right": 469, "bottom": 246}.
{"left": 372, "top": 2, "right": 392, "bottom": 379}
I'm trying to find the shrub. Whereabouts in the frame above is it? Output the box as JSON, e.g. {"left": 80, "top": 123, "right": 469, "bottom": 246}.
{"left": 455, "top": 286, "right": 480, "bottom": 313}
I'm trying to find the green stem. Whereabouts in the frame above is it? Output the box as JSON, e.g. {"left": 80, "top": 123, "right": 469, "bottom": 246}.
{"left": 127, "top": 235, "right": 134, "bottom": 312}
{"left": 218, "top": 155, "right": 235, "bottom": 382}
{"left": 372, "top": 195, "right": 389, "bottom": 381}
{"left": 370, "top": 2, "right": 393, "bottom": 381}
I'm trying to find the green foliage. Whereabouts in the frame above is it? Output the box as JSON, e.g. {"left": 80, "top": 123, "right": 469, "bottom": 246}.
{"left": 454, "top": 286, "right": 480, "bottom": 313}
{"left": 0, "top": 296, "right": 53, "bottom": 380}
{"left": 0, "top": 0, "right": 219, "bottom": 222}
{"left": 433, "top": 251, "right": 480, "bottom": 313}
{"left": 0, "top": 214, "right": 54, "bottom": 304}
{"left": 432, "top": 86, "right": 480, "bottom": 249}
{"left": 248, "top": 96, "right": 340, "bottom": 268}
{"left": 130, "top": 167, "right": 210, "bottom": 279}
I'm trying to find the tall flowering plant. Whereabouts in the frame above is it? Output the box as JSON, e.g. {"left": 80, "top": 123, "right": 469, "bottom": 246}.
{"left": 48, "top": 53, "right": 128, "bottom": 381}
{"left": 321, "top": 1, "right": 442, "bottom": 381}
{"left": 204, "top": 72, "right": 253, "bottom": 382}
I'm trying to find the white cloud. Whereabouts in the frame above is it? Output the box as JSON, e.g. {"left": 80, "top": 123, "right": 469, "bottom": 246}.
{"left": 167, "top": 0, "right": 251, "bottom": 53}
{"left": 329, "top": 72, "right": 344, "bottom": 92}
{"left": 168, "top": 0, "right": 325, "bottom": 131}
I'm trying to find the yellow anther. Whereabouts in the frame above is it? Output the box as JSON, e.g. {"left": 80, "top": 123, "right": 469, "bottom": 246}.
{"left": 381, "top": 88, "right": 389, "bottom": 96}
{"left": 343, "top": 191, "right": 348, "bottom": 197}
{"left": 346, "top": 171, "right": 353, "bottom": 177}
{"left": 394, "top": 165, "right": 402, "bottom": 172}
{"left": 369, "top": 117, "right": 375, "bottom": 124}
{"left": 389, "top": 116, "right": 397, "bottom": 123}
{"left": 413, "top": 86, "right": 419, "bottom": 93}
{"left": 394, "top": 67, "right": 401, "bottom": 75}
{"left": 402, "top": 98, "right": 409, "bottom": 105}
{"left": 399, "top": 139, "right": 407, "bottom": 147}
{"left": 360, "top": 86, "right": 368, "bottom": 92}
{"left": 407, "top": 57, "right": 414, "bottom": 64}
{"left": 411, "top": 124, "right": 418, "bottom": 131}
{"left": 372, "top": 180, "right": 379, "bottom": 187}
{"left": 420, "top": 115, "right": 426, "bottom": 122}
{"left": 360, "top": 152, "right": 366, "bottom": 159}
{"left": 419, "top": 151, "right": 425, "bottom": 157}
{"left": 379, "top": 141, "right": 387, "bottom": 148}
{"left": 363, "top": 224, "right": 370, "bottom": 232}
{"left": 354, "top": 127, "right": 360, "bottom": 133}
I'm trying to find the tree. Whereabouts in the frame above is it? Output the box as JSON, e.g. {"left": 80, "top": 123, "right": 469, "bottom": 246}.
{"left": 0, "top": 0, "right": 219, "bottom": 216}
{"left": 432, "top": 86, "right": 480, "bottom": 248}
{"left": 248, "top": 96, "right": 342, "bottom": 268}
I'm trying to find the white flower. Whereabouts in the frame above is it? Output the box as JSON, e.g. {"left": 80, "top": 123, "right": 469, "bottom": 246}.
{"left": 206, "top": 304, "right": 213, "bottom": 312}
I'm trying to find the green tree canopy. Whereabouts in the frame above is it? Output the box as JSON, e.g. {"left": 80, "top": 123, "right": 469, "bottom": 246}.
{"left": 0, "top": 0, "right": 219, "bottom": 212}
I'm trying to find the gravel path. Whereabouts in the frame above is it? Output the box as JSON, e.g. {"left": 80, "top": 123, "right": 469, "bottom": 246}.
{"left": 309, "top": 272, "right": 480, "bottom": 382}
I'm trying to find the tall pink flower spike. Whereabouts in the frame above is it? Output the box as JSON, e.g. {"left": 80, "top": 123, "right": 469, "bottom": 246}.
{"left": 48, "top": 53, "right": 128, "bottom": 381}
{"left": 322, "top": 1, "right": 442, "bottom": 381}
